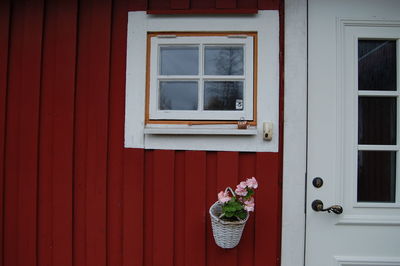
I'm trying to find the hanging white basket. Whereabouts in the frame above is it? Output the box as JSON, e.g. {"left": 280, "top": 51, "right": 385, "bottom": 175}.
{"left": 209, "top": 187, "right": 249, "bottom": 249}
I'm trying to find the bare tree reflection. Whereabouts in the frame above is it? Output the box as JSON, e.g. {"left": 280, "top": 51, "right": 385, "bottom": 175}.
{"left": 205, "top": 81, "right": 243, "bottom": 110}
{"left": 160, "top": 96, "right": 172, "bottom": 110}
{"left": 212, "top": 47, "right": 243, "bottom": 75}
{"left": 205, "top": 47, "right": 244, "bottom": 110}
{"left": 159, "top": 81, "right": 198, "bottom": 110}
{"left": 158, "top": 46, "right": 245, "bottom": 111}
{"left": 205, "top": 46, "right": 243, "bottom": 75}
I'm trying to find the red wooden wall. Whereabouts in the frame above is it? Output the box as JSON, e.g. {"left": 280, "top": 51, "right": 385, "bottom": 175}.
{"left": 0, "top": 0, "right": 283, "bottom": 266}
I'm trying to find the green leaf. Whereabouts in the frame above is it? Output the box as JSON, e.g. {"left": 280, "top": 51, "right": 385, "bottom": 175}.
{"left": 225, "top": 212, "right": 234, "bottom": 217}
{"left": 236, "top": 210, "right": 247, "bottom": 220}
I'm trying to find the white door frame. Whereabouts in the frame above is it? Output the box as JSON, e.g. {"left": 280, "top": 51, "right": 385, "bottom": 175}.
{"left": 282, "top": 1, "right": 400, "bottom": 265}
{"left": 282, "top": 0, "right": 308, "bottom": 266}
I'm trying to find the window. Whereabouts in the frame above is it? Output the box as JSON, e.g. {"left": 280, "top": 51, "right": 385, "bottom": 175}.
{"left": 146, "top": 32, "right": 256, "bottom": 123}
{"left": 124, "top": 12, "right": 279, "bottom": 151}
{"left": 357, "top": 39, "right": 398, "bottom": 203}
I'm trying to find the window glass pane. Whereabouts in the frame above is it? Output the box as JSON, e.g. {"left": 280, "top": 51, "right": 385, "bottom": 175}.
{"left": 160, "top": 46, "right": 199, "bottom": 75}
{"left": 358, "top": 40, "right": 396, "bottom": 91}
{"left": 358, "top": 97, "right": 397, "bottom": 145}
{"left": 358, "top": 151, "right": 396, "bottom": 203}
{"left": 204, "top": 81, "right": 243, "bottom": 110}
{"left": 204, "top": 46, "right": 244, "bottom": 75}
{"left": 159, "top": 81, "right": 198, "bottom": 110}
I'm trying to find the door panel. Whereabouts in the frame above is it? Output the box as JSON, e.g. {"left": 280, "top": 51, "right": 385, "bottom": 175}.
{"left": 307, "top": 1, "right": 400, "bottom": 265}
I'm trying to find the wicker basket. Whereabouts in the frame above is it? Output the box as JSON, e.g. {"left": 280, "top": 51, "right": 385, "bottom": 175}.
{"left": 209, "top": 188, "right": 249, "bottom": 249}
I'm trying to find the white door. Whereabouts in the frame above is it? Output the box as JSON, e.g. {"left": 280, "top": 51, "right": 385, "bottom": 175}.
{"left": 307, "top": 1, "right": 400, "bottom": 266}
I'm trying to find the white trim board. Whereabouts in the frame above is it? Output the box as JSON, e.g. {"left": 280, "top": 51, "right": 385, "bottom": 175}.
{"left": 281, "top": 0, "right": 307, "bottom": 266}
{"left": 335, "top": 256, "right": 400, "bottom": 266}
{"left": 124, "top": 11, "right": 280, "bottom": 152}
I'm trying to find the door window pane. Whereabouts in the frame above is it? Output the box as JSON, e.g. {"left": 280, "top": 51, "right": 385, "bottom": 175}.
{"left": 358, "top": 97, "right": 397, "bottom": 145}
{"left": 204, "top": 81, "right": 243, "bottom": 110}
{"left": 204, "top": 46, "right": 244, "bottom": 75}
{"left": 160, "top": 46, "right": 199, "bottom": 75}
{"left": 159, "top": 81, "right": 198, "bottom": 110}
{"left": 358, "top": 151, "right": 396, "bottom": 203}
{"left": 358, "top": 40, "right": 396, "bottom": 91}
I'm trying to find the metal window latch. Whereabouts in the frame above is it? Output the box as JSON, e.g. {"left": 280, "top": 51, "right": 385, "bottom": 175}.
{"left": 237, "top": 117, "right": 249, "bottom": 129}
{"left": 311, "top": 199, "right": 343, "bottom": 214}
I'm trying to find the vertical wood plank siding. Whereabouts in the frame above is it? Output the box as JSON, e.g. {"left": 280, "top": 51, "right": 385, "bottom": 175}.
{"left": 171, "top": 0, "right": 190, "bottom": 10}
{"left": 216, "top": 0, "right": 237, "bottom": 9}
{"left": 4, "top": 1, "right": 44, "bottom": 266}
{"left": 74, "top": 1, "right": 112, "bottom": 266}
{"left": 38, "top": 1, "right": 77, "bottom": 266}
{"left": 0, "top": 0, "right": 282, "bottom": 266}
{"left": 0, "top": 1, "right": 11, "bottom": 265}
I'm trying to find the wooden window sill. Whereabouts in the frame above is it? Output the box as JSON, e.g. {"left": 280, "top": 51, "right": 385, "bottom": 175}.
{"left": 143, "top": 125, "right": 257, "bottom": 135}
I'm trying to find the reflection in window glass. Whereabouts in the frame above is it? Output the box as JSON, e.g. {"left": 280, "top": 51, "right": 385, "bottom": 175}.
{"left": 358, "top": 151, "right": 396, "bottom": 203}
{"left": 204, "top": 81, "right": 243, "bottom": 110}
{"left": 358, "top": 97, "right": 397, "bottom": 145}
{"left": 204, "top": 46, "right": 244, "bottom": 75}
{"left": 358, "top": 40, "right": 396, "bottom": 91}
{"left": 160, "top": 46, "right": 199, "bottom": 75}
{"left": 159, "top": 81, "right": 198, "bottom": 110}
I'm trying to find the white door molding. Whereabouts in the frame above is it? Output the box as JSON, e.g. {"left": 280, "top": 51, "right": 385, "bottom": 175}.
{"left": 281, "top": 0, "right": 307, "bottom": 266}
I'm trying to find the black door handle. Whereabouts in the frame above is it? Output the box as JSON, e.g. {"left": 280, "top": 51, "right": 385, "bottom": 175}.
{"left": 311, "top": 199, "right": 343, "bottom": 214}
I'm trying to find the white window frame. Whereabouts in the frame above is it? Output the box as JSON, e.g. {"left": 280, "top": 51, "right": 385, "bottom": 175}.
{"left": 148, "top": 34, "right": 254, "bottom": 121}
{"left": 343, "top": 28, "right": 400, "bottom": 211}
{"left": 124, "top": 11, "right": 279, "bottom": 152}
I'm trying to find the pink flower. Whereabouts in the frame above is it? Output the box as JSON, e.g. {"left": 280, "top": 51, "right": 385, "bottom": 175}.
{"left": 218, "top": 191, "right": 231, "bottom": 203}
{"left": 235, "top": 185, "right": 248, "bottom": 196}
{"left": 244, "top": 197, "right": 255, "bottom": 212}
{"left": 238, "top": 181, "right": 247, "bottom": 189}
{"left": 246, "top": 177, "right": 258, "bottom": 189}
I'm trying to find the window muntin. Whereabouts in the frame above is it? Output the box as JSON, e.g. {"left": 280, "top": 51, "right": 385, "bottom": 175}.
{"left": 147, "top": 33, "right": 256, "bottom": 123}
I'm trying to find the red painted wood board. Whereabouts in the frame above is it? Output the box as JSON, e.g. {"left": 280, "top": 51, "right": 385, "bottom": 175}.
{"left": 148, "top": 0, "right": 170, "bottom": 10}
{"left": 0, "top": 1, "right": 10, "bottom": 264}
{"left": 258, "top": 0, "right": 279, "bottom": 10}
{"left": 237, "top": 0, "right": 257, "bottom": 9}
{"left": 144, "top": 150, "right": 154, "bottom": 266}
{"left": 107, "top": 0, "right": 128, "bottom": 265}
{"left": 147, "top": 8, "right": 257, "bottom": 14}
{"left": 123, "top": 149, "right": 144, "bottom": 266}
{"left": 184, "top": 151, "right": 207, "bottom": 266}
{"left": 216, "top": 0, "right": 236, "bottom": 9}
{"left": 0, "top": 1, "right": 284, "bottom": 265}
{"left": 215, "top": 152, "right": 239, "bottom": 266}
{"left": 3, "top": 1, "right": 44, "bottom": 266}
{"left": 128, "top": 0, "right": 148, "bottom": 10}
{"left": 142, "top": 0, "right": 279, "bottom": 11}
{"left": 206, "top": 152, "right": 218, "bottom": 266}
{"left": 152, "top": 150, "right": 175, "bottom": 266}
{"left": 255, "top": 153, "right": 280, "bottom": 266}
{"left": 174, "top": 151, "right": 185, "bottom": 266}
{"left": 37, "top": 0, "right": 77, "bottom": 265}
{"left": 73, "top": 0, "right": 112, "bottom": 265}
{"left": 190, "top": 0, "right": 216, "bottom": 10}
{"left": 237, "top": 153, "right": 256, "bottom": 266}
{"left": 277, "top": 3, "right": 285, "bottom": 262}
{"left": 171, "top": 0, "right": 190, "bottom": 9}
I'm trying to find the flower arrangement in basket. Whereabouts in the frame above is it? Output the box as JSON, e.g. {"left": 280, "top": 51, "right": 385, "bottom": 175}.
{"left": 209, "top": 177, "right": 258, "bottom": 249}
